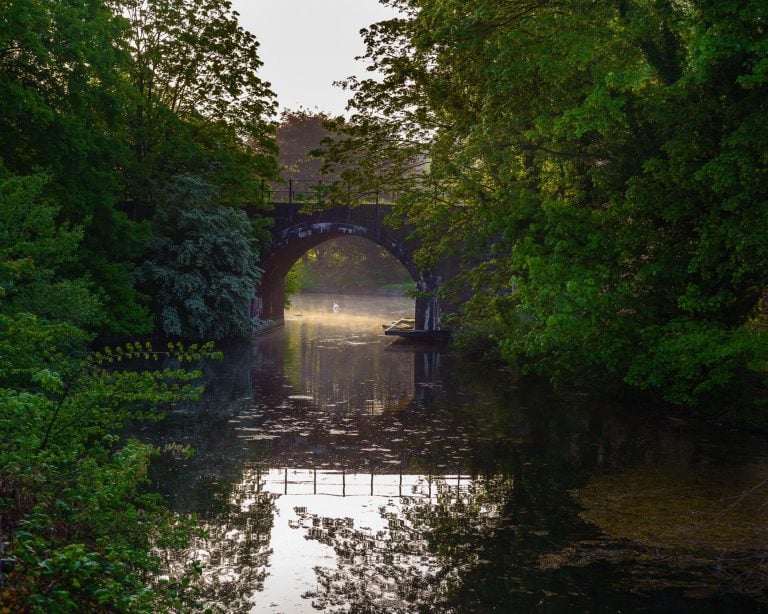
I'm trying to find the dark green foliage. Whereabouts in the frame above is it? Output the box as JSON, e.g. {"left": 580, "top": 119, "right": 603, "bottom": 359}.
{"left": 0, "top": 1, "right": 276, "bottom": 608}
{"left": 0, "top": 0, "right": 154, "bottom": 336}
{"left": 1, "top": 0, "right": 277, "bottom": 338}
{"left": 121, "top": 0, "right": 278, "bottom": 209}
{"left": 0, "top": 327, "right": 217, "bottom": 611}
{"left": 320, "top": 0, "right": 768, "bottom": 413}
{"left": 137, "top": 176, "right": 265, "bottom": 340}
{"left": 119, "top": 0, "right": 277, "bottom": 339}
{"left": 0, "top": 175, "right": 222, "bottom": 609}
{"left": 0, "top": 173, "right": 105, "bottom": 331}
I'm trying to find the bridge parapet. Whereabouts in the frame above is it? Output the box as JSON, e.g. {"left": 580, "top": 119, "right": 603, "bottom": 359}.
{"left": 256, "top": 178, "right": 396, "bottom": 208}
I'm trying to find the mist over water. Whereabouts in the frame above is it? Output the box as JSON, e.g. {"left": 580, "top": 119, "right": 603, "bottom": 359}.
{"left": 140, "top": 293, "right": 768, "bottom": 612}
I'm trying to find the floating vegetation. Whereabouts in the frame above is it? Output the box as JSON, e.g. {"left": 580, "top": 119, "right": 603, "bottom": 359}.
{"left": 568, "top": 465, "right": 768, "bottom": 599}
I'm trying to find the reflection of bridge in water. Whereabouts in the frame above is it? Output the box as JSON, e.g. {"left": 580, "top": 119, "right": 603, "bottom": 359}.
{"left": 167, "top": 462, "right": 515, "bottom": 611}
{"left": 246, "top": 467, "right": 483, "bottom": 499}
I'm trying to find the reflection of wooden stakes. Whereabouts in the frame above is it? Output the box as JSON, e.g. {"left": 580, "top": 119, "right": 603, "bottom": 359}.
{"left": 370, "top": 471, "right": 374, "bottom": 496}
{"left": 399, "top": 473, "right": 403, "bottom": 498}
{"left": 314, "top": 468, "right": 317, "bottom": 495}
{"left": 284, "top": 468, "right": 288, "bottom": 495}
{"left": 342, "top": 469, "right": 346, "bottom": 497}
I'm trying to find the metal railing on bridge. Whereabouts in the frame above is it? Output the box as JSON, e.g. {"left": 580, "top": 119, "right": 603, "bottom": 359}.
{"left": 260, "top": 178, "right": 397, "bottom": 207}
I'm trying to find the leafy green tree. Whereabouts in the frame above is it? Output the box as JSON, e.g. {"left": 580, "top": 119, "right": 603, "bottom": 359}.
{"left": 0, "top": 0, "right": 154, "bottom": 336}
{"left": 320, "top": 0, "right": 768, "bottom": 413}
{"left": 118, "top": 0, "right": 278, "bottom": 337}
{"left": 0, "top": 173, "right": 105, "bottom": 330}
{"left": 137, "top": 176, "right": 266, "bottom": 339}
{"left": 120, "top": 0, "right": 278, "bottom": 208}
{"left": 0, "top": 321, "right": 217, "bottom": 611}
{"left": 0, "top": 169, "right": 219, "bottom": 610}
{"left": 0, "top": 2, "right": 281, "bottom": 608}
{"left": 1, "top": 1, "right": 279, "bottom": 338}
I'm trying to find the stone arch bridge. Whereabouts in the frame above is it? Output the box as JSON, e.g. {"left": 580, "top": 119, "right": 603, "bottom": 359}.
{"left": 248, "top": 185, "right": 456, "bottom": 331}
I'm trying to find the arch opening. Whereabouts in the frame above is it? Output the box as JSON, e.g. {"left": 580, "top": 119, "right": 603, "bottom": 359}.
{"left": 286, "top": 236, "right": 414, "bottom": 302}
{"left": 257, "top": 226, "right": 419, "bottom": 326}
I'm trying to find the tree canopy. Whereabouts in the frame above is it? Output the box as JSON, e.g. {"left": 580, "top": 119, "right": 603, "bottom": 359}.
{"left": 320, "top": 0, "right": 768, "bottom": 413}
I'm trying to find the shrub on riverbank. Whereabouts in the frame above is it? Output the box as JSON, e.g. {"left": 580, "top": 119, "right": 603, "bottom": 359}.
{"left": 137, "top": 176, "right": 267, "bottom": 340}
{"left": 0, "top": 316, "right": 218, "bottom": 610}
{"left": 0, "top": 172, "right": 217, "bottom": 610}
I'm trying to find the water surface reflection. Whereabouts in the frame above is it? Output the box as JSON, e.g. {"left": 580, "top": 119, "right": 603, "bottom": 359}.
{"left": 141, "top": 294, "right": 768, "bottom": 612}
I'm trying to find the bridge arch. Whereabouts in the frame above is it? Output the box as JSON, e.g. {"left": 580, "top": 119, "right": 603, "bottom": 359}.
{"left": 254, "top": 204, "right": 445, "bottom": 330}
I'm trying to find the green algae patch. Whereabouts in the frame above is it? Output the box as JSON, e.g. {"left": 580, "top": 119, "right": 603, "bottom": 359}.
{"left": 541, "top": 464, "right": 768, "bottom": 600}
{"left": 572, "top": 464, "right": 768, "bottom": 552}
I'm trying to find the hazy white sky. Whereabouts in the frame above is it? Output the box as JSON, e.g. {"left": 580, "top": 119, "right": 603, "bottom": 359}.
{"left": 230, "top": 0, "right": 398, "bottom": 116}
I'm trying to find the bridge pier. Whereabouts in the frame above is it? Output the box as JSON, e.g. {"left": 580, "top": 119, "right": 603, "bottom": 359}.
{"left": 258, "top": 273, "right": 287, "bottom": 326}
{"left": 414, "top": 273, "right": 443, "bottom": 331}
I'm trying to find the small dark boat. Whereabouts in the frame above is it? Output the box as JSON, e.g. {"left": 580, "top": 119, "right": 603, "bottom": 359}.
{"left": 382, "top": 318, "right": 451, "bottom": 342}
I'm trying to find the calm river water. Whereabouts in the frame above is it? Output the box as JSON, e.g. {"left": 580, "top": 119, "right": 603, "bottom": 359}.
{"left": 139, "top": 294, "right": 768, "bottom": 613}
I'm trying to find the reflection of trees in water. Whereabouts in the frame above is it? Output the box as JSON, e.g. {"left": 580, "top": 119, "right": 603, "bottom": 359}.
{"left": 141, "top": 331, "right": 768, "bottom": 610}
{"left": 158, "top": 468, "right": 278, "bottom": 613}
{"left": 138, "top": 339, "right": 265, "bottom": 514}
{"left": 296, "top": 475, "right": 514, "bottom": 612}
